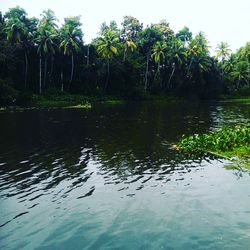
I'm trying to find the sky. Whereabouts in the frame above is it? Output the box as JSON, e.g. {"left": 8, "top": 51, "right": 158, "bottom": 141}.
{"left": 1, "top": 0, "right": 250, "bottom": 54}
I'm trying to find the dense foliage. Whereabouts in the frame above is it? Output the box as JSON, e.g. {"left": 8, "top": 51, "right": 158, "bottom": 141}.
{"left": 178, "top": 124, "right": 250, "bottom": 153}
{"left": 0, "top": 7, "right": 249, "bottom": 104}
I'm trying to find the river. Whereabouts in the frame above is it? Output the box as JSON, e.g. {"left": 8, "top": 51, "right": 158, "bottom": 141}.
{"left": 0, "top": 100, "right": 250, "bottom": 249}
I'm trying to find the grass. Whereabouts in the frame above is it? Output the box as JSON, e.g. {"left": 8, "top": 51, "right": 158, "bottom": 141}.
{"left": 31, "top": 94, "right": 92, "bottom": 108}
{"left": 103, "top": 99, "right": 126, "bottom": 105}
{"left": 177, "top": 124, "right": 250, "bottom": 170}
{"left": 219, "top": 95, "right": 250, "bottom": 103}
{"left": 30, "top": 93, "right": 183, "bottom": 108}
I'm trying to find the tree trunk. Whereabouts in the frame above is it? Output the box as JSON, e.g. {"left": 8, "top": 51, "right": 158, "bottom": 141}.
{"left": 39, "top": 52, "right": 42, "bottom": 95}
{"left": 49, "top": 55, "right": 54, "bottom": 85}
{"left": 24, "top": 52, "right": 28, "bottom": 90}
{"left": 123, "top": 49, "right": 127, "bottom": 62}
{"left": 154, "top": 63, "right": 160, "bottom": 79}
{"left": 61, "top": 70, "right": 64, "bottom": 92}
{"left": 104, "top": 59, "right": 110, "bottom": 92}
{"left": 86, "top": 45, "right": 90, "bottom": 66}
{"left": 168, "top": 63, "right": 176, "bottom": 89}
{"left": 154, "top": 63, "right": 161, "bottom": 88}
{"left": 187, "top": 57, "right": 193, "bottom": 78}
{"left": 43, "top": 56, "right": 47, "bottom": 90}
{"left": 237, "top": 77, "right": 240, "bottom": 90}
{"left": 69, "top": 53, "right": 74, "bottom": 90}
{"left": 144, "top": 53, "right": 149, "bottom": 91}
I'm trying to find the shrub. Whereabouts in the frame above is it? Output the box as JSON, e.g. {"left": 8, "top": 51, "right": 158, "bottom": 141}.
{"left": 0, "top": 78, "right": 19, "bottom": 105}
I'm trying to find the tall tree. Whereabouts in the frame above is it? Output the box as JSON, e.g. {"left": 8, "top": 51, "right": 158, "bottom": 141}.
{"left": 123, "top": 39, "right": 136, "bottom": 62}
{"left": 139, "top": 26, "right": 163, "bottom": 91}
{"left": 4, "top": 7, "right": 32, "bottom": 89}
{"left": 187, "top": 32, "right": 210, "bottom": 79}
{"left": 216, "top": 42, "right": 231, "bottom": 81}
{"left": 38, "top": 10, "right": 57, "bottom": 90}
{"left": 151, "top": 20, "right": 174, "bottom": 40}
{"left": 231, "top": 61, "right": 249, "bottom": 89}
{"left": 36, "top": 10, "right": 57, "bottom": 94}
{"left": 216, "top": 42, "right": 231, "bottom": 61}
{"left": 176, "top": 26, "right": 192, "bottom": 45}
{"left": 151, "top": 41, "right": 167, "bottom": 78}
{"left": 60, "top": 16, "right": 83, "bottom": 90}
{"left": 99, "top": 20, "right": 119, "bottom": 36}
{"left": 96, "top": 29, "right": 120, "bottom": 91}
{"left": 167, "top": 38, "right": 186, "bottom": 88}
{"left": 121, "top": 16, "right": 143, "bottom": 42}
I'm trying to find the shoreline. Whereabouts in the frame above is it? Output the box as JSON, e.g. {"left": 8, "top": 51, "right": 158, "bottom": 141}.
{"left": 1, "top": 94, "right": 250, "bottom": 110}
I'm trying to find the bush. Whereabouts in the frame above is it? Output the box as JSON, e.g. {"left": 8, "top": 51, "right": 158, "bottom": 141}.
{"left": 0, "top": 78, "right": 19, "bottom": 105}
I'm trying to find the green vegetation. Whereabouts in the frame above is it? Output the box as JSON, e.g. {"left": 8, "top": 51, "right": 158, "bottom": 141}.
{"left": 220, "top": 95, "right": 250, "bottom": 103}
{"left": 31, "top": 94, "right": 91, "bottom": 108}
{"left": 177, "top": 124, "right": 250, "bottom": 170}
{"left": 178, "top": 124, "right": 250, "bottom": 152}
{"left": 0, "top": 7, "right": 249, "bottom": 106}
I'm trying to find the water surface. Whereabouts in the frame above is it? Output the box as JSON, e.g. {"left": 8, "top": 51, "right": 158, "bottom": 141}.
{"left": 0, "top": 100, "right": 250, "bottom": 249}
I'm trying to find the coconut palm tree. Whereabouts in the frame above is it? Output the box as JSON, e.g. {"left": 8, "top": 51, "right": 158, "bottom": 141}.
{"left": 60, "top": 16, "right": 83, "bottom": 90}
{"left": 4, "top": 7, "right": 30, "bottom": 89}
{"left": 216, "top": 42, "right": 231, "bottom": 81}
{"left": 139, "top": 26, "right": 163, "bottom": 91}
{"left": 96, "top": 29, "right": 120, "bottom": 91}
{"left": 186, "top": 32, "right": 210, "bottom": 79}
{"left": 231, "top": 61, "right": 248, "bottom": 89}
{"left": 167, "top": 38, "right": 186, "bottom": 88}
{"left": 36, "top": 24, "right": 56, "bottom": 94}
{"left": 40, "top": 10, "right": 58, "bottom": 84}
{"left": 37, "top": 10, "right": 58, "bottom": 91}
{"left": 216, "top": 42, "right": 231, "bottom": 61}
{"left": 151, "top": 41, "right": 167, "bottom": 80}
{"left": 123, "top": 39, "right": 136, "bottom": 61}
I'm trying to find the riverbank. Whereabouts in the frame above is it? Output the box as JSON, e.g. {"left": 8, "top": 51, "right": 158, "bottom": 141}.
{"left": 219, "top": 94, "right": 250, "bottom": 103}
{"left": 32, "top": 93, "right": 184, "bottom": 107}
{"left": 177, "top": 124, "right": 250, "bottom": 170}
{"left": 0, "top": 93, "right": 185, "bottom": 109}
{"left": 1, "top": 93, "right": 250, "bottom": 110}
{"left": 21, "top": 94, "right": 250, "bottom": 108}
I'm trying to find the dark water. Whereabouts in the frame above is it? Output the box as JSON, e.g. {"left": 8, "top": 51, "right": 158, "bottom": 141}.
{"left": 0, "top": 100, "right": 250, "bottom": 250}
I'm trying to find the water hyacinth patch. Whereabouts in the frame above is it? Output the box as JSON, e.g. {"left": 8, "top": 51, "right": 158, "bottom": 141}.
{"left": 178, "top": 124, "right": 250, "bottom": 153}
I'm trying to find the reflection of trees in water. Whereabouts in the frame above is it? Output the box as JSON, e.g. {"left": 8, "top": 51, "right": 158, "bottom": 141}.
{"left": 1, "top": 101, "right": 248, "bottom": 192}
{"left": 87, "top": 101, "right": 215, "bottom": 177}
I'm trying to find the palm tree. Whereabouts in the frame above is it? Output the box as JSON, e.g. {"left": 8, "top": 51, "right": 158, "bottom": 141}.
{"left": 60, "top": 16, "right": 83, "bottom": 90}
{"left": 186, "top": 32, "right": 210, "bottom": 79}
{"left": 123, "top": 39, "right": 136, "bottom": 61}
{"left": 4, "top": 7, "right": 30, "bottom": 89}
{"left": 216, "top": 42, "right": 231, "bottom": 81}
{"left": 36, "top": 25, "right": 56, "bottom": 94}
{"left": 167, "top": 38, "right": 186, "bottom": 88}
{"left": 139, "top": 26, "right": 163, "bottom": 91}
{"left": 151, "top": 41, "right": 167, "bottom": 81}
{"left": 186, "top": 41, "right": 200, "bottom": 77}
{"left": 40, "top": 10, "right": 58, "bottom": 84}
{"left": 222, "top": 54, "right": 235, "bottom": 74}
{"left": 231, "top": 61, "right": 248, "bottom": 89}
{"left": 216, "top": 42, "right": 231, "bottom": 61}
{"left": 96, "top": 29, "right": 120, "bottom": 91}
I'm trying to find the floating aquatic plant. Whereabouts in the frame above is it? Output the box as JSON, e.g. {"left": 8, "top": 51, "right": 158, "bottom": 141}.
{"left": 178, "top": 124, "right": 250, "bottom": 153}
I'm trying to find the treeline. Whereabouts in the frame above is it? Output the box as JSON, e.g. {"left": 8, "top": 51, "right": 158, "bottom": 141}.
{"left": 0, "top": 6, "right": 249, "bottom": 104}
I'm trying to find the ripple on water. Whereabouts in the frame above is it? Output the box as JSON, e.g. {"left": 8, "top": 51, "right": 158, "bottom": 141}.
{"left": 0, "top": 102, "right": 250, "bottom": 249}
